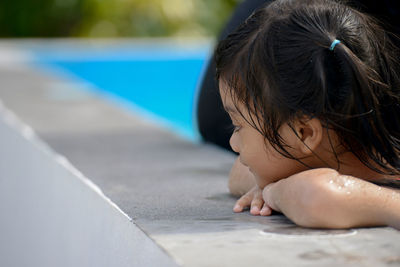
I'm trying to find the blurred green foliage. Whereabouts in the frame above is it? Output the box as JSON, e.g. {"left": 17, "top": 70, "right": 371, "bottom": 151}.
{"left": 0, "top": 0, "right": 241, "bottom": 37}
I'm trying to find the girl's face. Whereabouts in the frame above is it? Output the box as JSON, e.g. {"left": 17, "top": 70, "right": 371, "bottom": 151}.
{"left": 220, "top": 81, "right": 309, "bottom": 188}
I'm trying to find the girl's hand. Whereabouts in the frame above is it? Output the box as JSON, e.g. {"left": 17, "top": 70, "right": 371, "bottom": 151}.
{"left": 262, "top": 168, "right": 395, "bottom": 229}
{"left": 233, "top": 185, "right": 273, "bottom": 216}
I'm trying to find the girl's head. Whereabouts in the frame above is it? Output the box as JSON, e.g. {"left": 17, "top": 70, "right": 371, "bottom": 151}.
{"left": 216, "top": 0, "right": 400, "bottom": 185}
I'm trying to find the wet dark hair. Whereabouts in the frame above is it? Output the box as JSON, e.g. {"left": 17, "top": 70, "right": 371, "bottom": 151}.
{"left": 216, "top": 0, "right": 400, "bottom": 174}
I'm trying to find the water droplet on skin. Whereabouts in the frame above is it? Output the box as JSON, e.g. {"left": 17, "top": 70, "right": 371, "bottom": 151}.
{"left": 329, "top": 180, "right": 334, "bottom": 184}
{"left": 346, "top": 191, "right": 351, "bottom": 195}
{"left": 344, "top": 179, "right": 355, "bottom": 187}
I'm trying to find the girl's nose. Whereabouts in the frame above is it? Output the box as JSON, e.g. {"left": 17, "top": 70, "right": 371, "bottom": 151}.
{"left": 229, "top": 133, "right": 240, "bottom": 153}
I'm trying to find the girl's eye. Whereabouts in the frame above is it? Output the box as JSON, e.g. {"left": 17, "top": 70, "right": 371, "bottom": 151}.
{"left": 233, "top": 124, "right": 241, "bottom": 133}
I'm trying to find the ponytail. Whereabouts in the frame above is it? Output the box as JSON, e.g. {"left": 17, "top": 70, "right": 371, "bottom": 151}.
{"left": 327, "top": 36, "right": 400, "bottom": 174}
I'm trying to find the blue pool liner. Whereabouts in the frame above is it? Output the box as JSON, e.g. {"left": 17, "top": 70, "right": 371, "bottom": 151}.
{"left": 31, "top": 42, "right": 212, "bottom": 141}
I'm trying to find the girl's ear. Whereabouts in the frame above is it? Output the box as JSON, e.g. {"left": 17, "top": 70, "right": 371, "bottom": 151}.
{"left": 294, "top": 117, "right": 323, "bottom": 155}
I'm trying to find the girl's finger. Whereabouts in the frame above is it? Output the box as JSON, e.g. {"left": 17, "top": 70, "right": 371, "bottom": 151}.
{"left": 233, "top": 191, "right": 253, "bottom": 212}
{"left": 260, "top": 203, "right": 272, "bottom": 216}
{"left": 250, "top": 191, "right": 264, "bottom": 215}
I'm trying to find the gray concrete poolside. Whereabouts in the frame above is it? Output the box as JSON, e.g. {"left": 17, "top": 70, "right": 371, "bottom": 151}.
{"left": 1, "top": 40, "right": 400, "bottom": 267}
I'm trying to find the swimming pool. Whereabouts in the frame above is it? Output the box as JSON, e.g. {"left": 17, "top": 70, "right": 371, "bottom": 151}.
{"left": 32, "top": 40, "right": 211, "bottom": 140}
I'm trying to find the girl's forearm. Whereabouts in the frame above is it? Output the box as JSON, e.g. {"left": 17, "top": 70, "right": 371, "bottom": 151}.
{"left": 380, "top": 187, "right": 400, "bottom": 230}
{"left": 339, "top": 181, "right": 400, "bottom": 229}
{"left": 267, "top": 170, "right": 400, "bottom": 230}
{"left": 352, "top": 183, "right": 400, "bottom": 229}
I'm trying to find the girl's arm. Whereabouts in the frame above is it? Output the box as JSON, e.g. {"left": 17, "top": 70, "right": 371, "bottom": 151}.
{"left": 262, "top": 168, "right": 400, "bottom": 229}
{"left": 380, "top": 187, "right": 400, "bottom": 229}
{"left": 228, "top": 159, "right": 400, "bottom": 228}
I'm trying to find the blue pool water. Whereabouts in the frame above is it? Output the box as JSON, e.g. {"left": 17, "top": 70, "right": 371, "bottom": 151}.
{"left": 33, "top": 42, "right": 211, "bottom": 140}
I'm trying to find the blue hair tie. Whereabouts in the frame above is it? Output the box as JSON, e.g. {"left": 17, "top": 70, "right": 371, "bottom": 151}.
{"left": 329, "top": 39, "right": 341, "bottom": 51}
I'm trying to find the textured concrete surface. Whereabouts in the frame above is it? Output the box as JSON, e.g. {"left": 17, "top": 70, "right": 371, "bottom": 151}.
{"left": 1, "top": 40, "right": 400, "bottom": 267}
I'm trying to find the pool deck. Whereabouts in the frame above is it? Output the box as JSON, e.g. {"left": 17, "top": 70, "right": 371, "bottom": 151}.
{"left": 1, "top": 40, "right": 400, "bottom": 267}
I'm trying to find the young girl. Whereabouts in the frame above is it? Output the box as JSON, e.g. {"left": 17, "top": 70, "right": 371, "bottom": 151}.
{"left": 215, "top": 0, "right": 400, "bottom": 229}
